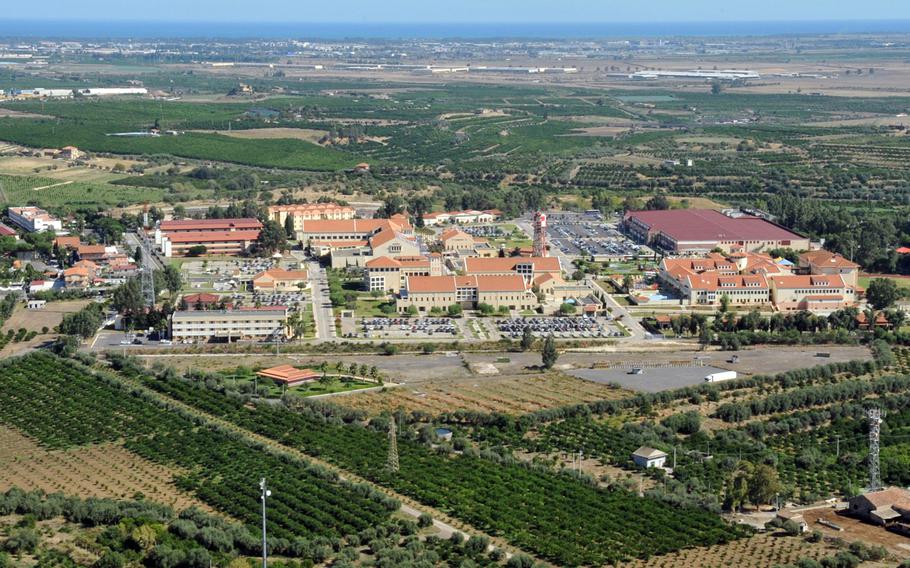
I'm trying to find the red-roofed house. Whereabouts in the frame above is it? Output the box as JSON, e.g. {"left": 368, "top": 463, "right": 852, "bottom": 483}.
{"left": 798, "top": 250, "right": 860, "bottom": 288}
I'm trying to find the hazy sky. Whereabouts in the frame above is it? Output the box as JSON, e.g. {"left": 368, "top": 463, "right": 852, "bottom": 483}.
{"left": 3, "top": 0, "right": 910, "bottom": 23}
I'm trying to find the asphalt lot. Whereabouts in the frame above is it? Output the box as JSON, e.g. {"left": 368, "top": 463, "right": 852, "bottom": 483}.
{"left": 569, "top": 365, "right": 728, "bottom": 392}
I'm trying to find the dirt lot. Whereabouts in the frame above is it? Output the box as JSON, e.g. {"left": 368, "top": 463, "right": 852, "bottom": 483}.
{"left": 803, "top": 507, "right": 910, "bottom": 560}
{"left": 193, "top": 127, "right": 328, "bottom": 142}
{"left": 619, "top": 530, "right": 892, "bottom": 568}
{"left": 0, "top": 300, "right": 90, "bottom": 357}
{"left": 0, "top": 426, "right": 210, "bottom": 511}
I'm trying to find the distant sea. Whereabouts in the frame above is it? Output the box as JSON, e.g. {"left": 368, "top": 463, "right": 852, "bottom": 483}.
{"left": 1, "top": 20, "right": 910, "bottom": 40}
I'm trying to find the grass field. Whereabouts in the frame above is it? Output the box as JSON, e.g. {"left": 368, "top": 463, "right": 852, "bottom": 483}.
{"left": 858, "top": 274, "right": 910, "bottom": 290}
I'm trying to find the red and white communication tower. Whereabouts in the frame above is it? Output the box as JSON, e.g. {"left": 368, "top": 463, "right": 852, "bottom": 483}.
{"left": 533, "top": 211, "right": 548, "bottom": 257}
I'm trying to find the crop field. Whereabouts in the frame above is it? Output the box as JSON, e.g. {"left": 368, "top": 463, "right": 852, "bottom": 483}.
{"left": 140, "top": 370, "right": 745, "bottom": 566}
{"left": 464, "top": 350, "right": 910, "bottom": 512}
{"left": 337, "top": 372, "right": 630, "bottom": 416}
{"left": 0, "top": 426, "right": 208, "bottom": 511}
{"left": 0, "top": 173, "right": 167, "bottom": 210}
{"left": 0, "top": 352, "right": 399, "bottom": 542}
{"left": 618, "top": 531, "right": 859, "bottom": 568}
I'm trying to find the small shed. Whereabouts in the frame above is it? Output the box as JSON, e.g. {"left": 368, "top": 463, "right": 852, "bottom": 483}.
{"left": 776, "top": 509, "right": 809, "bottom": 533}
{"left": 632, "top": 446, "right": 668, "bottom": 469}
{"left": 435, "top": 428, "right": 453, "bottom": 442}
{"left": 26, "top": 299, "right": 46, "bottom": 310}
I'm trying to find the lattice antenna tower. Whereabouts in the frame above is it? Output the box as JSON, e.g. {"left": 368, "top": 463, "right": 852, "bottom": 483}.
{"left": 868, "top": 408, "right": 883, "bottom": 491}
{"left": 139, "top": 231, "right": 157, "bottom": 309}
{"left": 387, "top": 416, "right": 400, "bottom": 472}
{"left": 533, "top": 211, "right": 548, "bottom": 257}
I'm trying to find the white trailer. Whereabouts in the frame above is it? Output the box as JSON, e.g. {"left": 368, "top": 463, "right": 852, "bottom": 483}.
{"left": 704, "top": 370, "right": 737, "bottom": 383}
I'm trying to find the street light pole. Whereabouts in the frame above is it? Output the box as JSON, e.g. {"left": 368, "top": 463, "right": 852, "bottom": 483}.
{"left": 259, "top": 478, "right": 271, "bottom": 568}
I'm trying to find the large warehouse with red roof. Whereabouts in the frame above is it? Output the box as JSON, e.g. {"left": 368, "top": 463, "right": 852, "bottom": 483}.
{"left": 623, "top": 209, "right": 810, "bottom": 253}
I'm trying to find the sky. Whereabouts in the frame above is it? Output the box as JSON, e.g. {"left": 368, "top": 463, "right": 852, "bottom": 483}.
{"left": 3, "top": 0, "right": 910, "bottom": 23}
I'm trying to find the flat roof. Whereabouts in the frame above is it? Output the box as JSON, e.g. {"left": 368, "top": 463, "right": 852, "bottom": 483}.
{"left": 160, "top": 218, "right": 262, "bottom": 231}
{"left": 627, "top": 209, "right": 804, "bottom": 243}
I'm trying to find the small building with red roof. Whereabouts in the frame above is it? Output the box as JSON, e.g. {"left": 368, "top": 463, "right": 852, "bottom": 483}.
{"left": 256, "top": 365, "right": 320, "bottom": 387}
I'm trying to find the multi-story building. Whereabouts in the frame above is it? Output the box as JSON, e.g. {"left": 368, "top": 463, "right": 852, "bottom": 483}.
{"left": 623, "top": 209, "right": 810, "bottom": 254}
{"left": 798, "top": 250, "right": 860, "bottom": 288}
{"left": 267, "top": 203, "right": 356, "bottom": 232}
{"left": 397, "top": 274, "right": 536, "bottom": 314}
{"left": 154, "top": 218, "right": 263, "bottom": 257}
{"left": 769, "top": 274, "right": 856, "bottom": 313}
{"left": 364, "top": 254, "right": 442, "bottom": 293}
{"left": 7, "top": 206, "right": 63, "bottom": 233}
{"left": 169, "top": 307, "right": 289, "bottom": 342}
{"left": 293, "top": 215, "right": 418, "bottom": 268}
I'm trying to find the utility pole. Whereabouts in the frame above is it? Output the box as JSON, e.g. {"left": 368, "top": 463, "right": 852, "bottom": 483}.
{"left": 259, "top": 478, "right": 271, "bottom": 568}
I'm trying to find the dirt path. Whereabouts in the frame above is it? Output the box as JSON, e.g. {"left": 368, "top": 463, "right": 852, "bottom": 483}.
{"left": 116, "top": 370, "right": 538, "bottom": 561}
{"left": 32, "top": 180, "right": 73, "bottom": 191}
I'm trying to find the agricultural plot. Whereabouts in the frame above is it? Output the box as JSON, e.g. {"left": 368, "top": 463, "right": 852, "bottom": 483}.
{"left": 0, "top": 426, "right": 207, "bottom": 511}
{"left": 337, "top": 372, "right": 629, "bottom": 416}
{"left": 142, "top": 372, "right": 745, "bottom": 566}
{"left": 0, "top": 352, "right": 399, "bottom": 543}
{"left": 0, "top": 173, "right": 167, "bottom": 210}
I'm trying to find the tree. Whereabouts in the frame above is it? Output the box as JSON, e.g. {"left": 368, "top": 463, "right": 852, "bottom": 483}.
{"left": 711, "top": 80, "right": 724, "bottom": 95}
{"left": 187, "top": 245, "right": 207, "bottom": 257}
{"left": 447, "top": 303, "right": 463, "bottom": 318}
{"left": 719, "top": 293, "right": 731, "bottom": 313}
{"left": 284, "top": 215, "right": 295, "bottom": 238}
{"left": 520, "top": 327, "right": 534, "bottom": 351}
{"left": 541, "top": 334, "right": 558, "bottom": 369}
{"left": 866, "top": 278, "right": 902, "bottom": 310}
{"left": 406, "top": 304, "right": 418, "bottom": 317}
{"left": 748, "top": 464, "right": 781, "bottom": 507}
{"left": 644, "top": 194, "right": 670, "bottom": 210}
{"left": 256, "top": 220, "right": 287, "bottom": 256}
{"left": 559, "top": 302, "right": 577, "bottom": 315}
{"left": 172, "top": 204, "right": 187, "bottom": 220}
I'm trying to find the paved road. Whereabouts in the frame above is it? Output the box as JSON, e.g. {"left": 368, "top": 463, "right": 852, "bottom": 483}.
{"left": 124, "top": 232, "right": 164, "bottom": 271}
{"left": 307, "top": 261, "right": 336, "bottom": 341}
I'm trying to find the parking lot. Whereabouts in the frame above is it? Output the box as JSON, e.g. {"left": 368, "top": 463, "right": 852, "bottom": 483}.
{"left": 545, "top": 212, "right": 650, "bottom": 259}
{"left": 492, "top": 316, "right": 622, "bottom": 339}
{"left": 180, "top": 258, "right": 309, "bottom": 309}
{"left": 569, "top": 364, "right": 728, "bottom": 392}
{"left": 354, "top": 317, "right": 461, "bottom": 339}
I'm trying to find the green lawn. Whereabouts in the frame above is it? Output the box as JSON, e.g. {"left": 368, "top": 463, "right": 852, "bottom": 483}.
{"left": 288, "top": 379, "right": 377, "bottom": 397}
{"left": 858, "top": 275, "right": 910, "bottom": 290}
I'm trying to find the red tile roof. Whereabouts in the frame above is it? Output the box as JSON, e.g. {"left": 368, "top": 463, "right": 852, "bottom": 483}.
{"left": 626, "top": 209, "right": 804, "bottom": 243}
{"left": 184, "top": 293, "right": 221, "bottom": 304}
{"left": 800, "top": 250, "right": 860, "bottom": 270}
{"left": 406, "top": 274, "right": 529, "bottom": 293}
{"left": 256, "top": 365, "right": 320, "bottom": 385}
{"left": 464, "top": 256, "right": 561, "bottom": 274}
{"left": 160, "top": 218, "right": 262, "bottom": 232}
{"left": 770, "top": 274, "right": 846, "bottom": 289}
{"left": 166, "top": 230, "right": 261, "bottom": 243}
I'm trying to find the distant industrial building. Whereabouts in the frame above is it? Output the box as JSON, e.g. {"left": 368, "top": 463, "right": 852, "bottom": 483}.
{"left": 629, "top": 69, "right": 760, "bottom": 81}
{"left": 11, "top": 87, "right": 148, "bottom": 98}
{"left": 7, "top": 206, "right": 63, "bottom": 233}
{"left": 623, "top": 209, "right": 809, "bottom": 254}
{"left": 169, "top": 307, "right": 288, "bottom": 342}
